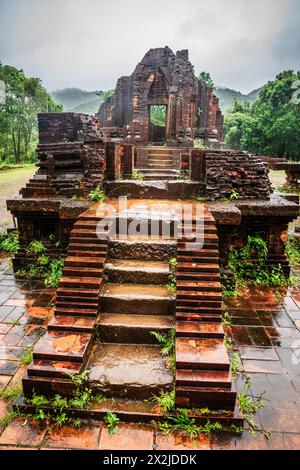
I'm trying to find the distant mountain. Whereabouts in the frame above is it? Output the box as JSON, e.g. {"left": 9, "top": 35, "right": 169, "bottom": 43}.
{"left": 50, "top": 86, "right": 261, "bottom": 116}
{"left": 215, "top": 87, "right": 262, "bottom": 113}
{"left": 50, "top": 88, "right": 113, "bottom": 114}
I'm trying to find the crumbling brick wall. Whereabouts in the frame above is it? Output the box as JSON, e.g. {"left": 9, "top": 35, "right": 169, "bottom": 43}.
{"left": 204, "top": 150, "right": 272, "bottom": 200}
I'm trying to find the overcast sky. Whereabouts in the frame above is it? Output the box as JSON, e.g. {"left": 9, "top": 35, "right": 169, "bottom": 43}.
{"left": 0, "top": 0, "right": 299, "bottom": 94}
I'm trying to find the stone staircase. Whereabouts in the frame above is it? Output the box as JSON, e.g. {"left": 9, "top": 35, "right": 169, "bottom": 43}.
{"left": 22, "top": 204, "right": 111, "bottom": 395}
{"left": 175, "top": 208, "right": 236, "bottom": 410}
{"left": 23, "top": 199, "right": 237, "bottom": 417}
{"left": 137, "top": 147, "right": 178, "bottom": 180}
{"left": 87, "top": 209, "right": 176, "bottom": 399}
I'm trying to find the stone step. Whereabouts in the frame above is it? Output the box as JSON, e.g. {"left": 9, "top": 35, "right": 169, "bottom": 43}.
{"left": 57, "top": 287, "right": 99, "bottom": 298}
{"left": 60, "top": 276, "right": 102, "bottom": 289}
{"left": 70, "top": 233, "right": 107, "bottom": 243}
{"left": 175, "top": 311, "right": 222, "bottom": 321}
{"left": 176, "top": 369, "right": 232, "bottom": 388}
{"left": 27, "top": 360, "right": 82, "bottom": 379}
{"left": 176, "top": 290, "right": 222, "bottom": 301}
{"left": 101, "top": 283, "right": 175, "bottom": 315}
{"left": 74, "top": 220, "right": 109, "bottom": 230}
{"left": 177, "top": 272, "right": 220, "bottom": 282}
{"left": 68, "top": 244, "right": 108, "bottom": 255}
{"left": 177, "top": 262, "right": 219, "bottom": 273}
{"left": 176, "top": 281, "right": 221, "bottom": 292}
{"left": 96, "top": 313, "right": 174, "bottom": 343}
{"left": 176, "top": 338, "right": 230, "bottom": 371}
{"left": 175, "top": 385, "right": 236, "bottom": 410}
{"left": 176, "top": 299, "right": 222, "bottom": 309}
{"left": 87, "top": 343, "right": 173, "bottom": 399}
{"left": 48, "top": 315, "right": 95, "bottom": 332}
{"left": 62, "top": 266, "right": 103, "bottom": 278}
{"left": 33, "top": 331, "right": 92, "bottom": 363}
{"left": 176, "top": 305, "right": 222, "bottom": 316}
{"left": 64, "top": 256, "right": 105, "bottom": 268}
{"left": 104, "top": 259, "right": 170, "bottom": 284}
{"left": 55, "top": 301, "right": 98, "bottom": 318}
{"left": 176, "top": 321, "right": 224, "bottom": 339}
{"left": 108, "top": 238, "right": 176, "bottom": 261}
{"left": 143, "top": 174, "right": 178, "bottom": 180}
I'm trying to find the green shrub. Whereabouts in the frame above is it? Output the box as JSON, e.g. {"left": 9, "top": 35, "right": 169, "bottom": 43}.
{"left": 0, "top": 231, "right": 19, "bottom": 253}
{"left": 88, "top": 186, "right": 106, "bottom": 202}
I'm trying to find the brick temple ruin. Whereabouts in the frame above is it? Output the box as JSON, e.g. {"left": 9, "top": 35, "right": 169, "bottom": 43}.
{"left": 98, "top": 46, "right": 223, "bottom": 146}
{"left": 6, "top": 47, "right": 299, "bottom": 426}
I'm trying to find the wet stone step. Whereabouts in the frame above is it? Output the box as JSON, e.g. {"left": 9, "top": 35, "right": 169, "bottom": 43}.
{"left": 176, "top": 290, "right": 222, "bottom": 300}
{"left": 60, "top": 277, "right": 102, "bottom": 289}
{"left": 62, "top": 267, "right": 103, "bottom": 278}
{"left": 27, "top": 360, "right": 82, "bottom": 379}
{"left": 176, "top": 321, "right": 224, "bottom": 339}
{"left": 175, "top": 385, "right": 236, "bottom": 410}
{"left": 101, "top": 284, "right": 175, "bottom": 315}
{"left": 104, "top": 259, "right": 170, "bottom": 285}
{"left": 57, "top": 287, "right": 100, "bottom": 298}
{"left": 177, "top": 273, "right": 220, "bottom": 282}
{"left": 108, "top": 239, "right": 176, "bottom": 261}
{"left": 176, "top": 369, "right": 232, "bottom": 388}
{"left": 64, "top": 256, "right": 105, "bottom": 268}
{"left": 177, "top": 262, "right": 219, "bottom": 273}
{"left": 87, "top": 343, "right": 173, "bottom": 399}
{"left": 96, "top": 313, "right": 174, "bottom": 343}
{"left": 33, "top": 330, "right": 92, "bottom": 363}
{"left": 175, "top": 311, "right": 222, "bottom": 321}
{"left": 48, "top": 315, "right": 95, "bottom": 333}
{"left": 176, "top": 281, "right": 221, "bottom": 292}
{"left": 176, "top": 338, "right": 230, "bottom": 371}
{"left": 55, "top": 306, "right": 98, "bottom": 317}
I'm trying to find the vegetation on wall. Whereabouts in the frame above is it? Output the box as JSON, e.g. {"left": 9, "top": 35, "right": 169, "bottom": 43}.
{"left": 0, "top": 63, "right": 62, "bottom": 164}
{"left": 224, "top": 70, "right": 300, "bottom": 160}
{"left": 226, "top": 235, "right": 288, "bottom": 292}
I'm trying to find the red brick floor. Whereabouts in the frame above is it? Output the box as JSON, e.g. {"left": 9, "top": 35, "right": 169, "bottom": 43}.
{"left": 0, "top": 252, "right": 300, "bottom": 450}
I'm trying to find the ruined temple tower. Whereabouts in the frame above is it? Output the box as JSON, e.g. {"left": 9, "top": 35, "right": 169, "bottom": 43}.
{"left": 97, "top": 46, "right": 223, "bottom": 146}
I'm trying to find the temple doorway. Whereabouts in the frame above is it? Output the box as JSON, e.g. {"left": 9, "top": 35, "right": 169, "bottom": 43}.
{"left": 148, "top": 105, "right": 167, "bottom": 144}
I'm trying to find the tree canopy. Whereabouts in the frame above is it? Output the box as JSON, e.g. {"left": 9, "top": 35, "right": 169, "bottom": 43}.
{"left": 224, "top": 70, "right": 300, "bottom": 160}
{"left": 0, "top": 64, "right": 62, "bottom": 164}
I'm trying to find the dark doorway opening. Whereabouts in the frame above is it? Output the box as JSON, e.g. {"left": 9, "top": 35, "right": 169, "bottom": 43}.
{"left": 149, "top": 105, "right": 167, "bottom": 144}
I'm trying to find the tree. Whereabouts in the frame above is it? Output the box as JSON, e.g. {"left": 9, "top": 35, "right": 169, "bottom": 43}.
{"left": 0, "top": 64, "right": 62, "bottom": 164}
{"left": 198, "top": 71, "right": 214, "bottom": 89}
{"left": 224, "top": 70, "right": 300, "bottom": 160}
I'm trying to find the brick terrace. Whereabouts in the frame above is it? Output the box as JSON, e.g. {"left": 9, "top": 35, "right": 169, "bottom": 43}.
{"left": 0, "top": 252, "right": 299, "bottom": 450}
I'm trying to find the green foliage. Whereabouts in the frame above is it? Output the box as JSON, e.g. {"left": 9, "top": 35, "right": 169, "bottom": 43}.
{"left": 167, "top": 274, "right": 177, "bottom": 292}
{"left": 198, "top": 71, "right": 214, "bottom": 89}
{"left": 151, "top": 328, "right": 176, "bottom": 374}
{"left": 286, "top": 236, "right": 300, "bottom": 266}
{"left": 0, "top": 63, "right": 62, "bottom": 164}
{"left": 0, "top": 386, "right": 22, "bottom": 402}
{"left": 0, "top": 231, "right": 19, "bottom": 253}
{"left": 27, "top": 240, "right": 46, "bottom": 254}
{"left": 44, "top": 258, "right": 64, "bottom": 288}
{"left": 149, "top": 105, "right": 166, "bottom": 127}
{"left": 224, "top": 70, "right": 300, "bottom": 160}
{"left": 103, "top": 412, "right": 120, "bottom": 435}
{"left": 132, "top": 169, "right": 144, "bottom": 181}
{"left": 229, "top": 189, "right": 239, "bottom": 201}
{"left": 151, "top": 389, "right": 175, "bottom": 414}
{"left": 88, "top": 186, "right": 106, "bottom": 202}
{"left": 224, "top": 333, "right": 233, "bottom": 351}
{"left": 237, "top": 377, "right": 270, "bottom": 438}
{"left": 169, "top": 257, "right": 177, "bottom": 270}
{"left": 230, "top": 352, "right": 240, "bottom": 378}
{"left": 19, "top": 348, "right": 33, "bottom": 365}
{"left": 0, "top": 411, "right": 22, "bottom": 429}
{"left": 18, "top": 243, "right": 64, "bottom": 287}
{"left": 156, "top": 409, "right": 223, "bottom": 439}
{"left": 228, "top": 235, "right": 289, "bottom": 287}
{"left": 221, "top": 310, "right": 232, "bottom": 326}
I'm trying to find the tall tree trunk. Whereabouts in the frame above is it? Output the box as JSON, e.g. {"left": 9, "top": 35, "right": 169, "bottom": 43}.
{"left": 12, "top": 131, "right": 18, "bottom": 163}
